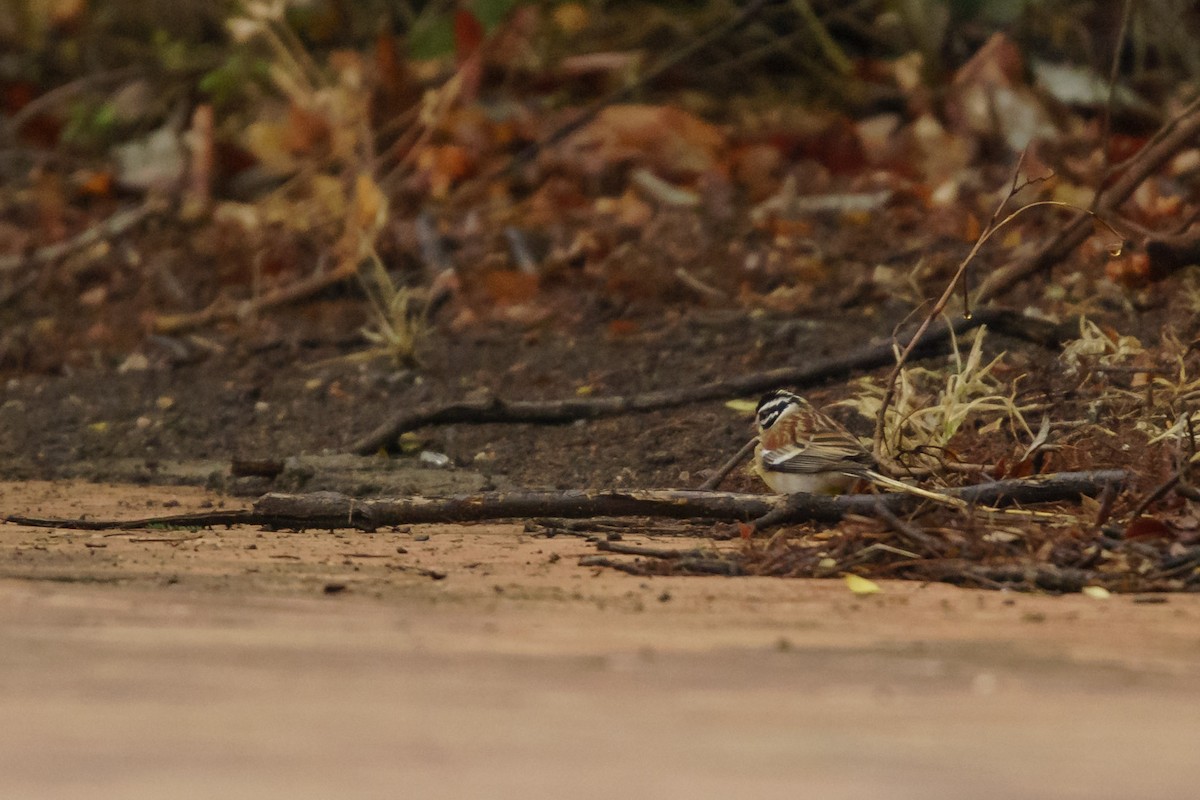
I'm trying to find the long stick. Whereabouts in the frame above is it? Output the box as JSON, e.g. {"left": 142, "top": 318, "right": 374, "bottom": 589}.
{"left": 4, "top": 470, "right": 1127, "bottom": 532}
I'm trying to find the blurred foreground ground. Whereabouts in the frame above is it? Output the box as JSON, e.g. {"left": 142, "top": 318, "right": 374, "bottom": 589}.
{"left": 2, "top": 480, "right": 1199, "bottom": 799}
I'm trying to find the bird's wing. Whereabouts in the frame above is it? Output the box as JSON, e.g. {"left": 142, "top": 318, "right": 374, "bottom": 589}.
{"left": 760, "top": 432, "right": 874, "bottom": 474}
{"left": 759, "top": 408, "right": 875, "bottom": 475}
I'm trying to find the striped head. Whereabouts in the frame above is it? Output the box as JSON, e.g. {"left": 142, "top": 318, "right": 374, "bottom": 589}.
{"left": 755, "top": 389, "right": 806, "bottom": 433}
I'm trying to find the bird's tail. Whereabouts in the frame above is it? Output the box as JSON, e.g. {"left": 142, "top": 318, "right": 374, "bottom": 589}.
{"left": 863, "top": 470, "right": 967, "bottom": 508}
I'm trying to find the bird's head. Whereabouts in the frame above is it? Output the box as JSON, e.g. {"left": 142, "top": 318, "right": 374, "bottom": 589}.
{"left": 755, "top": 389, "right": 806, "bottom": 432}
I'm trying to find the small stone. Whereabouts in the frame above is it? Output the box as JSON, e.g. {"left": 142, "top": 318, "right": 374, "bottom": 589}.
{"left": 118, "top": 353, "right": 150, "bottom": 373}
{"left": 419, "top": 450, "right": 451, "bottom": 468}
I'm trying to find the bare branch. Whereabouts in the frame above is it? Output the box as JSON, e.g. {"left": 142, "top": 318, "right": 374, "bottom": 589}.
{"left": 352, "top": 307, "right": 1075, "bottom": 454}
{"left": 3, "top": 470, "right": 1126, "bottom": 532}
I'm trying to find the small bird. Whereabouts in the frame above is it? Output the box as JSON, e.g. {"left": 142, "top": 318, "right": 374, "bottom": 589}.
{"left": 754, "top": 389, "right": 875, "bottom": 494}
{"left": 754, "top": 389, "right": 962, "bottom": 504}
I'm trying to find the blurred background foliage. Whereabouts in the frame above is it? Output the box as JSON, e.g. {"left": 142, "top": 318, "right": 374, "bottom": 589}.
{"left": 4, "top": 0, "right": 1198, "bottom": 129}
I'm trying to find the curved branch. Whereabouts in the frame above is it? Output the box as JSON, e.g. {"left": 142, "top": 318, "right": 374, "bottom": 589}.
{"left": 351, "top": 308, "right": 1075, "bottom": 454}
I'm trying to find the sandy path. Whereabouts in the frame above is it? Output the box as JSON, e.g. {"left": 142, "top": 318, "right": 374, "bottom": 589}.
{"left": 2, "top": 481, "right": 1199, "bottom": 799}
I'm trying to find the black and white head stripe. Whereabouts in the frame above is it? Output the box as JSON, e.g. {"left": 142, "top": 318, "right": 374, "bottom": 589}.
{"left": 755, "top": 389, "right": 803, "bottom": 430}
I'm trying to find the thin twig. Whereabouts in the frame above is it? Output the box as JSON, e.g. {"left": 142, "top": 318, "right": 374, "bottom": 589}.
{"left": 872, "top": 497, "right": 944, "bottom": 553}
{"left": 1095, "top": 0, "right": 1135, "bottom": 207}
{"left": 698, "top": 437, "right": 758, "bottom": 490}
{"left": 1126, "top": 472, "right": 1183, "bottom": 522}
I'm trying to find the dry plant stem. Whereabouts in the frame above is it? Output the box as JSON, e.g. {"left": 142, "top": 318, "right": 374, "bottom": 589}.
{"left": 698, "top": 437, "right": 758, "bottom": 490}
{"left": 4, "top": 470, "right": 1126, "bottom": 532}
{"left": 1095, "top": 0, "right": 1135, "bottom": 192}
{"left": 975, "top": 95, "right": 1200, "bottom": 303}
{"left": 791, "top": 0, "right": 853, "bottom": 75}
{"left": 871, "top": 152, "right": 1036, "bottom": 459}
{"left": 353, "top": 307, "right": 1073, "bottom": 454}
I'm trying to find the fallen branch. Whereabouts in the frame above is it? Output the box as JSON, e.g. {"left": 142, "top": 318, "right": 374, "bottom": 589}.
{"left": 1145, "top": 226, "right": 1200, "bottom": 276}
{"left": 3, "top": 470, "right": 1126, "bottom": 532}
{"left": 596, "top": 540, "right": 711, "bottom": 559}
{"left": 3, "top": 510, "right": 253, "bottom": 531}
{"left": 153, "top": 260, "right": 357, "bottom": 334}
{"left": 0, "top": 196, "right": 168, "bottom": 275}
{"left": 914, "top": 562, "right": 1094, "bottom": 593}
{"left": 975, "top": 95, "right": 1200, "bottom": 302}
{"left": 352, "top": 307, "right": 1077, "bottom": 454}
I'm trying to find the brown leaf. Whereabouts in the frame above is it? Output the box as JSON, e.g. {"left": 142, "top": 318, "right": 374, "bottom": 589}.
{"left": 284, "top": 102, "right": 331, "bottom": 156}
{"left": 1124, "top": 517, "right": 1173, "bottom": 540}
{"left": 485, "top": 270, "right": 539, "bottom": 306}
{"left": 374, "top": 33, "right": 419, "bottom": 115}
{"left": 416, "top": 144, "right": 474, "bottom": 199}
{"left": 76, "top": 169, "right": 114, "bottom": 198}
{"left": 606, "top": 319, "right": 639, "bottom": 337}
{"left": 1105, "top": 252, "right": 1152, "bottom": 288}
{"left": 454, "top": 9, "right": 486, "bottom": 62}
{"left": 570, "top": 105, "right": 726, "bottom": 179}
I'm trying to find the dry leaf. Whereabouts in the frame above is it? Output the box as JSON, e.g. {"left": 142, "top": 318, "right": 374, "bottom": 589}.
{"left": 570, "top": 104, "right": 726, "bottom": 178}
{"left": 1124, "top": 517, "right": 1172, "bottom": 540}
{"left": 725, "top": 398, "right": 758, "bottom": 414}
{"left": 484, "top": 270, "right": 539, "bottom": 305}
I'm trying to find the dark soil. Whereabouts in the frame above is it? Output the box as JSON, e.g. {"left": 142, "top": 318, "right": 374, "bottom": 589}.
{"left": 2, "top": 297, "right": 916, "bottom": 493}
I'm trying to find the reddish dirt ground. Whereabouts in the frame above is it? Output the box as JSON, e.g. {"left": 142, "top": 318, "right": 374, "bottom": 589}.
{"left": 3, "top": 480, "right": 1200, "bottom": 798}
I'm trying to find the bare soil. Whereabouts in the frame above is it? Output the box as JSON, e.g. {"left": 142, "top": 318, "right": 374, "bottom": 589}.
{"left": 0, "top": 271, "right": 1193, "bottom": 798}
{"left": 3, "top": 479, "right": 1200, "bottom": 799}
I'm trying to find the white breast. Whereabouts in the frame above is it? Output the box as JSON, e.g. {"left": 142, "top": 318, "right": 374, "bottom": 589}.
{"left": 755, "top": 466, "right": 857, "bottom": 495}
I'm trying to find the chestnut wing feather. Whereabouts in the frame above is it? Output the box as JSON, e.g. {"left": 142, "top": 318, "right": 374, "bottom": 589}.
{"left": 759, "top": 409, "right": 875, "bottom": 475}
